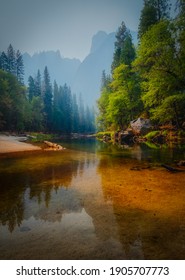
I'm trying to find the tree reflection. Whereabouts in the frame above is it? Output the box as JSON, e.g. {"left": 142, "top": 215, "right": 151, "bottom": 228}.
{"left": 0, "top": 174, "right": 25, "bottom": 232}
{"left": 0, "top": 152, "right": 87, "bottom": 232}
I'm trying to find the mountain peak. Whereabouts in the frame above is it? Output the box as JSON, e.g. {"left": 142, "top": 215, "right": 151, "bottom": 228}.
{"left": 90, "top": 31, "right": 108, "bottom": 54}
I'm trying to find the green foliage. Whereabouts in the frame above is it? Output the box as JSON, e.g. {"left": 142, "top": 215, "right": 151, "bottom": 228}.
{"left": 97, "top": 3, "right": 185, "bottom": 133}
{"left": 97, "top": 63, "right": 142, "bottom": 131}
{"left": 134, "top": 19, "right": 185, "bottom": 128}
{"left": 28, "top": 132, "right": 56, "bottom": 142}
{"left": 0, "top": 70, "right": 27, "bottom": 131}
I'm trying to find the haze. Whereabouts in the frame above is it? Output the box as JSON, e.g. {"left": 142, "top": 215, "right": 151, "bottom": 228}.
{"left": 0, "top": 0, "right": 144, "bottom": 60}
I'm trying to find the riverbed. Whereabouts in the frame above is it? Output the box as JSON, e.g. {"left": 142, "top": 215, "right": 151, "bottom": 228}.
{"left": 0, "top": 139, "right": 185, "bottom": 259}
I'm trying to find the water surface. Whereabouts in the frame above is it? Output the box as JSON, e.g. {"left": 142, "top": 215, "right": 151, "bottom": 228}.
{"left": 0, "top": 139, "right": 185, "bottom": 259}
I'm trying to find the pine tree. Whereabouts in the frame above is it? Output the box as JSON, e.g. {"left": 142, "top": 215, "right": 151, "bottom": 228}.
{"left": 16, "top": 50, "right": 24, "bottom": 84}
{"left": 138, "top": 0, "right": 171, "bottom": 40}
{"left": 0, "top": 52, "right": 8, "bottom": 72}
{"left": 120, "top": 32, "right": 135, "bottom": 65}
{"left": 78, "top": 94, "right": 85, "bottom": 133}
{"left": 43, "top": 66, "right": 53, "bottom": 131}
{"left": 35, "top": 70, "right": 41, "bottom": 96}
{"left": 111, "top": 22, "right": 135, "bottom": 71}
{"left": 7, "top": 44, "right": 16, "bottom": 75}
{"left": 111, "top": 21, "right": 127, "bottom": 71}
{"left": 28, "top": 76, "right": 36, "bottom": 101}
{"left": 53, "top": 80, "right": 59, "bottom": 108}
{"left": 58, "top": 83, "right": 72, "bottom": 133}
{"left": 72, "top": 93, "right": 79, "bottom": 132}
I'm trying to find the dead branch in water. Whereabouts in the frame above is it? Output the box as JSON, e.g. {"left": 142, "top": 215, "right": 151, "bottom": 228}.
{"left": 161, "top": 164, "right": 184, "bottom": 173}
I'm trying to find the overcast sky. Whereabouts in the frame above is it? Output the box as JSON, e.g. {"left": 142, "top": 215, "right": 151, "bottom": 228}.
{"left": 0, "top": 0, "right": 176, "bottom": 61}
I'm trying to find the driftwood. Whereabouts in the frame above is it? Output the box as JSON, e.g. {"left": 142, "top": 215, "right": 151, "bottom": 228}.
{"left": 44, "top": 141, "right": 65, "bottom": 150}
{"left": 161, "top": 164, "right": 184, "bottom": 173}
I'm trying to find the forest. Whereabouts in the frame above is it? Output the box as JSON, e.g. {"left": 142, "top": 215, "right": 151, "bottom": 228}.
{"left": 0, "top": 0, "right": 185, "bottom": 136}
{"left": 97, "top": 0, "right": 185, "bottom": 133}
{"left": 0, "top": 45, "right": 95, "bottom": 134}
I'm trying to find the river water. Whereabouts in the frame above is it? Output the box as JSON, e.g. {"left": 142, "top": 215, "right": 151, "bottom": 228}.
{"left": 0, "top": 139, "right": 185, "bottom": 259}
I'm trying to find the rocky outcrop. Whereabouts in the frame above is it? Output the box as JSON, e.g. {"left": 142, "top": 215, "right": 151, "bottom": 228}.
{"left": 130, "top": 118, "right": 152, "bottom": 135}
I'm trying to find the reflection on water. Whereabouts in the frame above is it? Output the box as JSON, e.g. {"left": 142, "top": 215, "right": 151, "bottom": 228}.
{"left": 0, "top": 141, "right": 185, "bottom": 259}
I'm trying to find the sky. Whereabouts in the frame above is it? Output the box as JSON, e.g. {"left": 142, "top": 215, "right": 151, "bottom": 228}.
{"left": 0, "top": 0, "right": 176, "bottom": 61}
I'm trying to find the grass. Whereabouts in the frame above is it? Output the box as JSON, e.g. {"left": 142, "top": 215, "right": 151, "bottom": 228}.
{"left": 96, "top": 131, "right": 113, "bottom": 140}
{"left": 28, "top": 132, "right": 57, "bottom": 142}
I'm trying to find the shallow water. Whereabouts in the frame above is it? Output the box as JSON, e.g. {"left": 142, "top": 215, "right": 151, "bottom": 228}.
{"left": 0, "top": 139, "right": 185, "bottom": 259}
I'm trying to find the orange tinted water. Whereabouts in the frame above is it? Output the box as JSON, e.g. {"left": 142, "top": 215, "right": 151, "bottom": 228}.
{"left": 0, "top": 142, "right": 185, "bottom": 259}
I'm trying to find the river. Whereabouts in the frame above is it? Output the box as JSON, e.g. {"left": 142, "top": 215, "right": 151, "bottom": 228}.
{"left": 0, "top": 139, "right": 185, "bottom": 259}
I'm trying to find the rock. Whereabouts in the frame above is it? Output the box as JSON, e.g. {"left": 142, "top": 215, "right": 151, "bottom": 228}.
{"left": 113, "top": 130, "right": 134, "bottom": 144}
{"left": 44, "top": 141, "right": 65, "bottom": 150}
{"left": 20, "top": 226, "right": 31, "bottom": 232}
{"left": 102, "top": 134, "right": 111, "bottom": 142}
{"left": 130, "top": 118, "right": 152, "bottom": 135}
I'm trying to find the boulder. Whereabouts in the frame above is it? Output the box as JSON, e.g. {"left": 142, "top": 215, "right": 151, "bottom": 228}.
{"left": 130, "top": 118, "right": 152, "bottom": 135}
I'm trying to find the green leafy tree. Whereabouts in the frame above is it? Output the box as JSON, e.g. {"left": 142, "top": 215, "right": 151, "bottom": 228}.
{"left": 134, "top": 20, "right": 185, "bottom": 127}
{"left": 97, "top": 72, "right": 112, "bottom": 131}
{"left": 106, "top": 64, "right": 142, "bottom": 129}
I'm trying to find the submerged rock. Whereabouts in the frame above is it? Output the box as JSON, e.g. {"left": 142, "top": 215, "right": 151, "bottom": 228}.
{"left": 20, "top": 226, "right": 31, "bottom": 232}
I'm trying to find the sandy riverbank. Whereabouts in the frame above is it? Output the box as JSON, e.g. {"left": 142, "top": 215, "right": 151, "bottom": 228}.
{"left": 0, "top": 135, "right": 41, "bottom": 154}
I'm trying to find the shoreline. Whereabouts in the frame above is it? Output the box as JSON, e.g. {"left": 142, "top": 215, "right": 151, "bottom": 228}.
{"left": 0, "top": 134, "right": 41, "bottom": 154}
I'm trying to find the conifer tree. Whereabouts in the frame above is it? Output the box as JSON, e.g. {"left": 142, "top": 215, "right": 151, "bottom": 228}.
{"left": 28, "top": 75, "right": 36, "bottom": 101}
{"left": 43, "top": 66, "right": 53, "bottom": 131}
{"left": 72, "top": 93, "right": 79, "bottom": 132}
{"left": 111, "top": 22, "right": 135, "bottom": 71}
{"left": 7, "top": 44, "right": 16, "bottom": 75}
{"left": 16, "top": 50, "right": 24, "bottom": 84}
{"left": 0, "top": 52, "right": 8, "bottom": 72}
{"left": 138, "top": 0, "right": 171, "bottom": 40}
{"left": 35, "top": 70, "right": 41, "bottom": 96}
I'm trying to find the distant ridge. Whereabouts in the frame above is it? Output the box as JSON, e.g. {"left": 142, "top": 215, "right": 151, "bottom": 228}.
{"left": 23, "top": 50, "right": 81, "bottom": 86}
{"left": 23, "top": 29, "right": 137, "bottom": 106}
